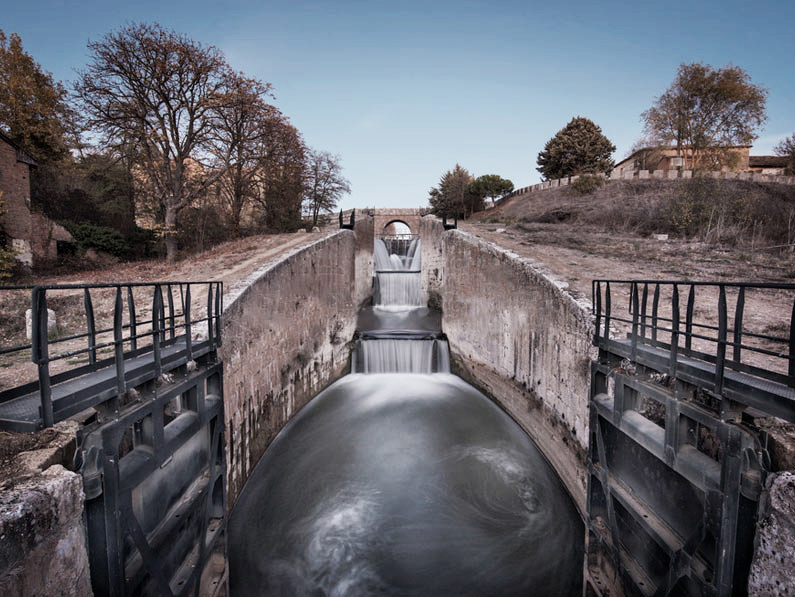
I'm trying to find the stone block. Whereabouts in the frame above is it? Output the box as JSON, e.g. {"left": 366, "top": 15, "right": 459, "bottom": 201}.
{"left": 610, "top": 170, "right": 621, "bottom": 180}
{"left": 748, "top": 471, "right": 795, "bottom": 596}
{"left": 638, "top": 170, "right": 649, "bottom": 179}
{"left": 622, "top": 171, "right": 635, "bottom": 180}
{"left": 681, "top": 170, "right": 692, "bottom": 179}
{"left": 25, "top": 308, "right": 57, "bottom": 340}
{"left": 667, "top": 170, "right": 679, "bottom": 179}
{"left": 653, "top": 170, "right": 666, "bottom": 178}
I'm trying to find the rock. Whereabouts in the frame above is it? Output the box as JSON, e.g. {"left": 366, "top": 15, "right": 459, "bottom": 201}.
{"left": 748, "top": 471, "right": 795, "bottom": 596}
{"left": 25, "top": 308, "right": 56, "bottom": 340}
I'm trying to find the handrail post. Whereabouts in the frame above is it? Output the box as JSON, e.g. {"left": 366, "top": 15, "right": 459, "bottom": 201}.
{"left": 32, "top": 287, "right": 53, "bottom": 428}
{"left": 603, "top": 282, "right": 612, "bottom": 344}
{"left": 789, "top": 298, "right": 795, "bottom": 388}
{"left": 185, "top": 284, "right": 193, "bottom": 360}
{"left": 733, "top": 286, "right": 745, "bottom": 365}
{"left": 630, "top": 282, "right": 640, "bottom": 360}
{"left": 716, "top": 285, "right": 727, "bottom": 395}
{"left": 215, "top": 282, "right": 223, "bottom": 346}
{"left": 152, "top": 285, "right": 163, "bottom": 377}
{"left": 113, "top": 286, "right": 126, "bottom": 396}
{"left": 593, "top": 281, "right": 602, "bottom": 346}
{"left": 167, "top": 283, "right": 176, "bottom": 340}
{"left": 84, "top": 288, "right": 97, "bottom": 365}
{"left": 685, "top": 285, "right": 695, "bottom": 353}
{"left": 128, "top": 287, "right": 138, "bottom": 352}
{"left": 670, "top": 284, "right": 680, "bottom": 377}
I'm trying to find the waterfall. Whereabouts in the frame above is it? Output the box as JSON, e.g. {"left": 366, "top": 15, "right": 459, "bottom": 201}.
{"left": 373, "top": 238, "right": 422, "bottom": 309}
{"left": 353, "top": 338, "right": 450, "bottom": 374}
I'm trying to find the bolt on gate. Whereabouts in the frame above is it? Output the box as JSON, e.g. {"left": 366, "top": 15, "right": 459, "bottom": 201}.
{"left": 0, "top": 281, "right": 226, "bottom": 597}
{"left": 588, "top": 279, "right": 795, "bottom": 597}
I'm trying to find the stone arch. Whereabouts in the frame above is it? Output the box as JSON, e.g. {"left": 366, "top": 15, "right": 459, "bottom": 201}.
{"left": 382, "top": 220, "right": 412, "bottom": 236}
{"left": 372, "top": 209, "right": 422, "bottom": 239}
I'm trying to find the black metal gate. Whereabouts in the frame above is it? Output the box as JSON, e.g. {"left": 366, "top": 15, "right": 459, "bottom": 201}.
{"left": 0, "top": 281, "right": 226, "bottom": 596}
{"left": 588, "top": 280, "right": 794, "bottom": 596}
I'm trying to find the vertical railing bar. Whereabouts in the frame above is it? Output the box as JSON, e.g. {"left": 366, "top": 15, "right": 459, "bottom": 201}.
{"left": 788, "top": 297, "right": 795, "bottom": 388}
{"left": 651, "top": 283, "right": 660, "bottom": 344}
{"left": 631, "top": 282, "right": 640, "bottom": 361}
{"left": 640, "top": 283, "right": 649, "bottom": 340}
{"left": 593, "top": 281, "right": 602, "bottom": 345}
{"left": 733, "top": 286, "right": 745, "bottom": 365}
{"left": 158, "top": 284, "right": 167, "bottom": 343}
{"left": 207, "top": 283, "right": 214, "bottom": 348}
{"left": 603, "top": 282, "right": 612, "bottom": 344}
{"left": 215, "top": 282, "right": 223, "bottom": 346}
{"left": 113, "top": 286, "right": 125, "bottom": 396}
{"left": 185, "top": 284, "right": 193, "bottom": 361}
{"left": 670, "top": 283, "right": 680, "bottom": 378}
{"left": 685, "top": 285, "right": 695, "bottom": 353}
{"left": 32, "top": 287, "right": 54, "bottom": 428}
{"left": 152, "top": 285, "right": 163, "bottom": 377}
{"left": 167, "top": 283, "right": 176, "bottom": 340}
{"left": 128, "top": 286, "right": 138, "bottom": 353}
{"left": 84, "top": 287, "right": 97, "bottom": 366}
{"left": 716, "top": 285, "right": 727, "bottom": 395}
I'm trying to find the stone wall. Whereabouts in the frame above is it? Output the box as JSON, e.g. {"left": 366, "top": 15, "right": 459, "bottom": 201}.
{"left": 0, "top": 422, "right": 92, "bottom": 597}
{"left": 0, "top": 137, "right": 33, "bottom": 267}
{"left": 425, "top": 218, "right": 594, "bottom": 513}
{"left": 505, "top": 169, "right": 795, "bottom": 200}
{"left": 220, "top": 229, "right": 364, "bottom": 505}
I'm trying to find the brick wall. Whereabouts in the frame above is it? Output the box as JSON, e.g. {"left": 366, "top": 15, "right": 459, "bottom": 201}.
{"left": 0, "top": 139, "right": 33, "bottom": 261}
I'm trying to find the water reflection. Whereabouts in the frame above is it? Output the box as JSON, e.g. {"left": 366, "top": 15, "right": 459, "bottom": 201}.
{"left": 228, "top": 373, "right": 583, "bottom": 596}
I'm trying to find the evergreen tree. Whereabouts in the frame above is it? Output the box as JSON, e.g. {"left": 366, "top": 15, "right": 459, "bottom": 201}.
{"left": 428, "top": 164, "right": 480, "bottom": 218}
{"left": 536, "top": 117, "right": 615, "bottom": 180}
{"left": 468, "top": 174, "right": 514, "bottom": 206}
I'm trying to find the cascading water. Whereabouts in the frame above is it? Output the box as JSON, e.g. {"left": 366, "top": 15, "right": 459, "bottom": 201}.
{"left": 373, "top": 238, "right": 423, "bottom": 309}
{"left": 228, "top": 234, "right": 583, "bottom": 596}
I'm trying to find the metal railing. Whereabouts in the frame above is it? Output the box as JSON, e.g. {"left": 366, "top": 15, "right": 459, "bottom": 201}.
{"left": 592, "top": 279, "right": 795, "bottom": 394}
{"left": 0, "top": 281, "right": 222, "bottom": 428}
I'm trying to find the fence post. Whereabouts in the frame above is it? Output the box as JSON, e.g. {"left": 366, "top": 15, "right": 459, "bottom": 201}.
{"left": 32, "top": 287, "right": 54, "bottom": 428}
{"left": 85, "top": 288, "right": 97, "bottom": 365}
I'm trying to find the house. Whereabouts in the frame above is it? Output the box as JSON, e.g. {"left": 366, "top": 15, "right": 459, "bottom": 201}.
{"left": 748, "top": 155, "right": 789, "bottom": 175}
{"left": 613, "top": 145, "right": 752, "bottom": 176}
{"left": 0, "top": 130, "right": 71, "bottom": 269}
{"left": 0, "top": 130, "right": 36, "bottom": 267}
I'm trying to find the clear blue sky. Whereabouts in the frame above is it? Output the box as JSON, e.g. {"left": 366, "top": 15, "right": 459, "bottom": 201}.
{"left": 4, "top": 0, "right": 794, "bottom": 210}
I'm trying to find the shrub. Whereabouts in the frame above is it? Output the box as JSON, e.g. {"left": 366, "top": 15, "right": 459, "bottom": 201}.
{"left": 570, "top": 174, "right": 605, "bottom": 195}
{"left": 62, "top": 221, "right": 129, "bottom": 258}
{"left": 0, "top": 194, "right": 19, "bottom": 281}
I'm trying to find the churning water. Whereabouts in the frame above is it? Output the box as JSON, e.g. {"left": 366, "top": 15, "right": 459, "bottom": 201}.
{"left": 228, "top": 237, "right": 583, "bottom": 596}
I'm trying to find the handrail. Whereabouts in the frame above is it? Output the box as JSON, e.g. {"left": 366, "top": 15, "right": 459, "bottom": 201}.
{"left": 0, "top": 281, "right": 223, "bottom": 427}
{"left": 592, "top": 279, "right": 795, "bottom": 391}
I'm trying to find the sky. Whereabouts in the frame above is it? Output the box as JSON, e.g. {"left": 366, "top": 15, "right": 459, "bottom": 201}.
{"left": 3, "top": 0, "right": 794, "bottom": 211}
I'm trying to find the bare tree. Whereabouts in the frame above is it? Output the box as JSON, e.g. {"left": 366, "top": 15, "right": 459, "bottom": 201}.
{"left": 75, "top": 22, "right": 232, "bottom": 262}
{"left": 303, "top": 150, "right": 351, "bottom": 228}
{"left": 253, "top": 117, "right": 306, "bottom": 232}
{"left": 641, "top": 63, "right": 767, "bottom": 170}
{"left": 209, "top": 73, "right": 280, "bottom": 237}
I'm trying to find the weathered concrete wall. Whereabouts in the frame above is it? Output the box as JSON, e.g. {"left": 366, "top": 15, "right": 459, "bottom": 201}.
{"left": 220, "top": 229, "right": 362, "bottom": 505}
{"left": 420, "top": 215, "right": 444, "bottom": 308}
{"left": 748, "top": 471, "right": 795, "bottom": 596}
{"left": 425, "top": 218, "right": 594, "bottom": 513}
{"left": 0, "top": 422, "right": 92, "bottom": 597}
{"left": 354, "top": 212, "right": 375, "bottom": 307}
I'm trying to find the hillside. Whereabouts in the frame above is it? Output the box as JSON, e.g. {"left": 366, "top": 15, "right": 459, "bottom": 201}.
{"left": 465, "top": 177, "right": 795, "bottom": 301}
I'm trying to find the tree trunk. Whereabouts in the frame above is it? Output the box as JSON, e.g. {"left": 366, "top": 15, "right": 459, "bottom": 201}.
{"left": 164, "top": 205, "right": 178, "bottom": 264}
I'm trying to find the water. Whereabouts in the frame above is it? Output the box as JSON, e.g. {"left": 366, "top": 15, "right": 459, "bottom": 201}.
{"left": 373, "top": 239, "right": 423, "bottom": 309}
{"left": 228, "top": 374, "right": 583, "bottom": 596}
{"left": 228, "top": 238, "right": 583, "bottom": 596}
